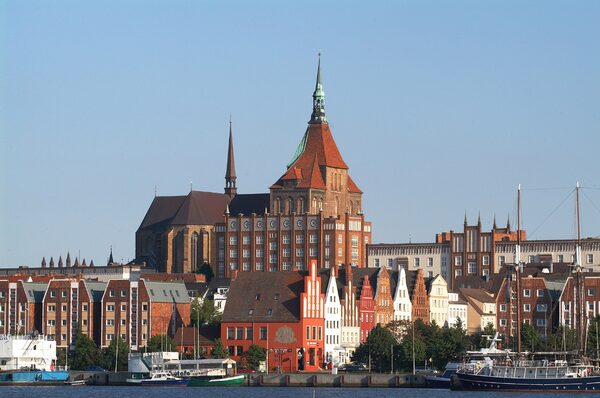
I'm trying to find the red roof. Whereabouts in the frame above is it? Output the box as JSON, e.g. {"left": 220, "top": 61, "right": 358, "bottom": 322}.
{"left": 272, "top": 122, "right": 361, "bottom": 192}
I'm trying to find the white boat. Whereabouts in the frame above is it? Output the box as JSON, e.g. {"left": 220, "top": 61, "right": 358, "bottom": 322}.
{"left": 127, "top": 371, "right": 187, "bottom": 386}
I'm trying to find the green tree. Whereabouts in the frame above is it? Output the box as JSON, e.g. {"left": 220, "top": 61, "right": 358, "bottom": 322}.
{"left": 196, "top": 262, "right": 214, "bottom": 281}
{"left": 69, "top": 329, "right": 102, "bottom": 370}
{"left": 352, "top": 324, "right": 397, "bottom": 373}
{"left": 242, "top": 344, "right": 266, "bottom": 370}
{"left": 211, "top": 338, "right": 228, "bottom": 358}
{"left": 146, "top": 334, "right": 176, "bottom": 352}
{"left": 521, "top": 322, "right": 542, "bottom": 352}
{"left": 470, "top": 322, "right": 497, "bottom": 350}
{"left": 191, "top": 298, "right": 221, "bottom": 326}
{"left": 102, "top": 337, "right": 129, "bottom": 371}
{"left": 587, "top": 316, "right": 600, "bottom": 358}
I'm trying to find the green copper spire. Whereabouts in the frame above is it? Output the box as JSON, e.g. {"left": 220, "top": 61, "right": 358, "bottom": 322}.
{"left": 310, "top": 53, "right": 327, "bottom": 124}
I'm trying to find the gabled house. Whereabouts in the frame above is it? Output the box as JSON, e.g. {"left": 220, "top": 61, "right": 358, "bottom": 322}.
{"left": 323, "top": 266, "right": 343, "bottom": 366}
{"left": 459, "top": 288, "right": 496, "bottom": 334}
{"left": 393, "top": 267, "right": 412, "bottom": 322}
{"left": 339, "top": 264, "right": 360, "bottom": 363}
{"left": 374, "top": 267, "right": 393, "bottom": 325}
{"left": 357, "top": 275, "right": 375, "bottom": 343}
{"left": 427, "top": 274, "right": 449, "bottom": 326}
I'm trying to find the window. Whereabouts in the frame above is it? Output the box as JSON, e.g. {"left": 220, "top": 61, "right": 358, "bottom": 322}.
{"left": 428, "top": 271, "right": 433, "bottom": 278}
{"left": 523, "top": 289, "right": 531, "bottom": 297}
{"left": 267, "top": 308, "right": 273, "bottom": 317}
{"left": 351, "top": 236, "right": 359, "bottom": 248}
{"left": 500, "top": 304, "right": 507, "bottom": 312}
{"left": 109, "top": 289, "right": 115, "bottom": 297}
{"left": 47, "top": 304, "right": 56, "bottom": 312}
{"left": 523, "top": 304, "right": 531, "bottom": 312}
{"left": 256, "top": 236, "right": 264, "bottom": 245}
{"left": 106, "top": 334, "right": 114, "bottom": 341}
{"left": 387, "top": 259, "right": 393, "bottom": 268}
{"left": 107, "top": 304, "right": 115, "bottom": 312}
{"left": 500, "top": 319, "right": 507, "bottom": 326}
{"left": 324, "top": 235, "right": 330, "bottom": 246}
{"left": 82, "top": 303, "right": 88, "bottom": 311}
{"left": 468, "top": 262, "right": 476, "bottom": 274}
{"left": 536, "top": 318, "right": 546, "bottom": 327}
{"left": 338, "top": 234, "right": 342, "bottom": 244}
{"left": 296, "top": 248, "right": 304, "bottom": 257}
{"left": 227, "top": 327, "right": 235, "bottom": 340}
{"left": 337, "top": 248, "right": 342, "bottom": 257}
{"left": 296, "top": 235, "right": 304, "bottom": 244}
{"left": 414, "top": 258, "right": 420, "bottom": 267}
{"left": 256, "top": 248, "right": 264, "bottom": 258}
{"left": 283, "top": 248, "right": 290, "bottom": 258}
{"left": 259, "top": 327, "right": 267, "bottom": 340}
{"left": 499, "top": 256, "right": 505, "bottom": 265}
{"left": 61, "top": 304, "right": 67, "bottom": 312}
{"left": 587, "top": 254, "right": 594, "bottom": 264}
{"left": 482, "top": 269, "right": 489, "bottom": 276}
{"left": 142, "top": 304, "right": 148, "bottom": 311}
{"left": 229, "top": 249, "right": 237, "bottom": 258}
{"left": 309, "top": 234, "right": 317, "bottom": 244}
{"left": 482, "top": 255, "right": 490, "bottom": 266}
{"left": 47, "top": 319, "right": 55, "bottom": 326}
{"left": 283, "top": 234, "right": 290, "bottom": 244}
{"left": 428, "top": 257, "right": 434, "bottom": 267}
{"left": 269, "top": 254, "right": 277, "bottom": 264}
{"left": 455, "top": 269, "right": 462, "bottom": 277}
{"left": 61, "top": 334, "right": 67, "bottom": 341}
{"left": 229, "top": 236, "right": 237, "bottom": 245}
{"left": 351, "top": 248, "right": 358, "bottom": 260}
{"left": 236, "top": 327, "right": 244, "bottom": 340}
{"left": 588, "top": 288, "right": 596, "bottom": 296}
{"left": 269, "top": 242, "right": 277, "bottom": 251}
{"left": 121, "top": 304, "right": 126, "bottom": 312}
{"left": 106, "top": 319, "right": 115, "bottom": 326}
{"left": 455, "top": 256, "right": 462, "bottom": 266}
{"left": 61, "top": 319, "right": 67, "bottom": 326}
{"left": 374, "top": 258, "right": 380, "bottom": 268}
{"left": 536, "top": 304, "right": 547, "bottom": 312}
{"left": 121, "top": 289, "right": 126, "bottom": 297}
{"left": 241, "top": 235, "right": 250, "bottom": 245}
{"left": 50, "top": 291, "right": 56, "bottom": 298}
{"left": 61, "top": 290, "right": 67, "bottom": 298}
{"left": 564, "top": 303, "right": 571, "bottom": 311}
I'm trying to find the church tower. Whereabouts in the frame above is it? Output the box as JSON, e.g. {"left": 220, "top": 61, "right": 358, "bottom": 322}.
{"left": 270, "top": 55, "right": 363, "bottom": 219}
{"left": 224, "top": 119, "right": 237, "bottom": 198}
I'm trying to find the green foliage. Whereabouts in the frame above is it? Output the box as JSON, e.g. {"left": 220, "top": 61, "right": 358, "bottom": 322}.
{"left": 587, "top": 316, "right": 600, "bottom": 358}
{"left": 102, "top": 336, "right": 129, "bottom": 371}
{"left": 521, "top": 322, "right": 543, "bottom": 352}
{"left": 470, "top": 322, "right": 497, "bottom": 350}
{"left": 191, "top": 298, "right": 221, "bottom": 327}
{"left": 211, "top": 338, "right": 228, "bottom": 359}
{"left": 69, "top": 329, "right": 102, "bottom": 370}
{"left": 196, "top": 262, "right": 214, "bottom": 281}
{"left": 352, "top": 324, "right": 397, "bottom": 373}
{"left": 243, "top": 344, "right": 266, "bottom": 370}
{"left": 146, "top": 334, "right": 176, "bottom": 352}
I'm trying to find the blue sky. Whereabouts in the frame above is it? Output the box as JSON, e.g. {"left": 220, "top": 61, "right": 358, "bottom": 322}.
{"left": 1, "top": 1, "right": 599, "bottom": 267}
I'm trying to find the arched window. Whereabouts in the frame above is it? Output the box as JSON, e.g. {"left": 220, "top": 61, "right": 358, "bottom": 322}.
{"left": 318, "top": 198, "right": 323, "bottom": 211}
{"left": 298, "top": 197, "right": 305, "bottom": 214}
{"left": 191, "top": 233, "right": 199, "bottom": 271}
{"left": 288, "top": 197, "right": 294, "bottom": 215}
{"left": 312, "top": 197, "right": 317, "bottom": 213}
{"left": 275, "top": 197, "right": 281, "bottom": 215}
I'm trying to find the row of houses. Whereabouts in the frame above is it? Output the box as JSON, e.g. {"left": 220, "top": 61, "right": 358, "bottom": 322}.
{"left": 0, "top": 276, "right": 194, "bottom": 350}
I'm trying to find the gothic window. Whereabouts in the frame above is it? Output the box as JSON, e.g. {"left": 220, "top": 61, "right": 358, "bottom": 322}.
{"left": 275, "top": 197, "right": 281, "bottom": 215}
{"left": 312, "top": 197, "right": 317, "bottom": 212}
{"left": 191, "top": 233, "right": 199, "bottom": 271}
{"left": 298, "top": 197, "right": 305, "bottom": 214}
{"left": 288, "top": 197, "right": 294, "bottom": 215}
{"left": 319, "top": 198, "right": 323, "bottom": 211}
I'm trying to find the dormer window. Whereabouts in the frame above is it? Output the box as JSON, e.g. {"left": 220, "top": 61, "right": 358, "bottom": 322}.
{"left": 255, "top": 294, "right": 260, "bottom": 301}
{"left": 274, "top": 293, "right": 280, "bottom": 300}
{"left": 267, "top": 309, "right": 273, "bottom": 317}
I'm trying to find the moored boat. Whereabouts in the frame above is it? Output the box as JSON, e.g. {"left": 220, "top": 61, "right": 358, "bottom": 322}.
{"left": 127, "top": 371, "right": 187, "bottom": 386}
{"left": 187, "top": 374, "right": 245, "bottom": 387}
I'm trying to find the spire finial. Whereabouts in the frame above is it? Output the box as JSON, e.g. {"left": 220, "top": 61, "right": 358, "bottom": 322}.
{"left": 225, "top": 118, "right": 237, "bottom": 198}
{"left": 310, "top": 53, "right": 327, "bottom": 124}
{"left": 477, "top": 211, "right": 481, "bottom": 226}
{"left": 190, "top": 181, "right": 193, "bottom": 192}
{"left": 493, "top": 214, "right": 497, "bottom": 229}
{"left": 507, "top": 213, "right": 511, "bottom": 231}
{"left": 108, "top": 246, "right": 114, "bottom": 265}
{"left": 464, "top": 211, "right": 468, "bottom": 225}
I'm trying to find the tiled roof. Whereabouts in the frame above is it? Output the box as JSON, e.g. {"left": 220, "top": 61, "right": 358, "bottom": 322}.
{"left": 229, "top": 193, "right": 270, "bottom": 216}
{"left": 22, "top": 282, "right": 47, "bottom": 303}
{"left": 222, "top": 271, "right": 304, "bottom": 323}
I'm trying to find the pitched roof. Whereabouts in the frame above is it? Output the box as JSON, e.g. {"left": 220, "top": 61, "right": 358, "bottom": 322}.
{"left": 138, "top": 191, "right": 230, "bottom": 231}
{"left": 84, "top": 281, "right": 108, "bottom": 302}
{"left": 228, "top": 194, "right": 270, "bottom": 216}
{"left": 22, "top": 282, "right": 47, "bottom": 303}
{"left": 272, "top": 123, "right": 360, "bottom": 192}
{"left": 144, "top": 281, "right": 190, "bottom": 303}
{"left": 222, "top": 271, "right": 304, "bottom": 323}
{"left": 458, "top": 287, "right": 496, "bottom": 304}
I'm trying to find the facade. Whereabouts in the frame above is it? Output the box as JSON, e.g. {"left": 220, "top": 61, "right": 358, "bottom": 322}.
{"left": 339, "top": 265, "right": 360, "bottom": 363}
{"left": 392, "top": 267, "right": 412, "bottom": 322}
{"left": 459, "top": 288, "right": 497, "bottom": 334}
{"left": 409, "top": 269, "right": 430, "bottom": 324}
{"left": 323, "top": 267, "right": 343, "bottom": 366}
{"left": 368, "top": 243, "right": 450, "bottom": 281}
{"left": 447, "top": 291, "right": 468, "bottom": 328}
{"left": 427, "top": 275, "right": 449, "bottom": 326}
{"left": 374, "top": 267, "right": 393, "bottom": 325}
{"left": 357, "top": 275, "right": 375, "bottom": 343}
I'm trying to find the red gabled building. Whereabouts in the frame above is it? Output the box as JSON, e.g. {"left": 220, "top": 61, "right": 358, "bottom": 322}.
{"left": 358, "top": 275, "right": 375, "bottom": 343}
{"left": 222, "top": 259, "right": 325, "bottom": 372}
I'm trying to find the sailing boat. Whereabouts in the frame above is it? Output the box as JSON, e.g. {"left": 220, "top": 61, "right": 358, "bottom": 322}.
{"left": 455, "top": 183, "right": 600, "bottom": 391}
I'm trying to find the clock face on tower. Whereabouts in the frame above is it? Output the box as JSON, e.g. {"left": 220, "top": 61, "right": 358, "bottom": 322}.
{"left": 230, "top": 221, "right": 237, "bottom": 229}
{"left": 283, "top": 219, "right": 290, "bottom": 228}
{"left": 310, "top": 219, "right": 317, "bottom": 228}
{"left": 257, "top": 220, "right": 264, "bottom": 228}
{"left": 296, "top": 219, "right": 303, "bottom": 228}
{"left": 243, "top": 220, "right": 250, "bottom": 229}
{"left": 269, "top": 220, "right": 275, "bottom": 228}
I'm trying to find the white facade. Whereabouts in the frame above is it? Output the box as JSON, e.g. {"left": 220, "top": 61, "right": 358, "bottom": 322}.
{"left": 368, "top": 243, "right": 451, "bottom": 282}
{"left": 428, "top": 275, "right": 449, "bottom": 326}
{"left": 447, "top": 292, "right": 468, "bottom": 328}
{"left": 324, "top": 270, "right": 343, "bottom": 366}
{"left": 340, "top": 273, "right": 360, "bottom": 364}
{"left": 393, "top": 267, "right": 412, "bottom": 321}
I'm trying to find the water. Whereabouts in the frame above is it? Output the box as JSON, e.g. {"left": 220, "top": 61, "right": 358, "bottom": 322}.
{"left": 1, "top": 387, "right": 600, "bottom": 398}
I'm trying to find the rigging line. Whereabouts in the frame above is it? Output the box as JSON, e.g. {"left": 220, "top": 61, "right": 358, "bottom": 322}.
{"left": 521, "top": 186, "right": 573, "bottom": 191}
{"left": 581, "top": 189, "right": 600, "bottom": 217}
{"left": 583, "top": 186, "right": 600, "bottom": 191}
{"left": 528, "top": 188, "right": 575, "bottom": 239}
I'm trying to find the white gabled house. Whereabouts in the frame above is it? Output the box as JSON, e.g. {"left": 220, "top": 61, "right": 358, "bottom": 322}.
{"left": 427, "top": 274, "right": 449, "bottom": 326}
{"left": 324, "top": 267, "right": 344, "bottom": 366}
{"left": 340, "top": 265, "right": 360, "bottom": 364}
{"left": 393, "top": 267, "right": 412, "bottom": 321}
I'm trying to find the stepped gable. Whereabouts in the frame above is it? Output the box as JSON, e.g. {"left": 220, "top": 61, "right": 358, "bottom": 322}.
{"left": 222, "top": 271, "right": 304, "bottom": 323}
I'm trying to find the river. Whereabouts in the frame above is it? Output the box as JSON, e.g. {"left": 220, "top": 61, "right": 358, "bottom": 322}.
{"left": 1, "top": 387, "right": 600, "bottom": 398}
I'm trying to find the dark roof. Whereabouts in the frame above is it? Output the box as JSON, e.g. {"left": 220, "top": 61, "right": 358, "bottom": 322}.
{"left": 185, "top": 281, "right": 209, "bottom": 298}
{"left": 174, "top": 325, "right": 219, "bottom": 347}
{"left": 222, "top": 271, "right": 304, "bottom": 323}
{"left": 228, "top": 193, "right": 270, "bottom": 216}
{"left": 138, "top": 191, "right": 230, "bottom": 231}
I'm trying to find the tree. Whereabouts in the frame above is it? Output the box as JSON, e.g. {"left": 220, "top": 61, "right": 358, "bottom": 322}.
{"left": 191, "top": 298, "right": 221, "bottom": 326}
{"left": 352, "top": 324, "right": 397, "bottom": 373}
{"left": 69, "top": 329, "right": 102, "bottom": 370}
{"left": 211, "top": 338, "right": 228, "bottom": 358}
{"left": 103, "top": 336, "right": 128, "bottom": 371}
{"left": 196, "top": 262, "right": 214, "bottom": 281}
{"left": 243, "top": 344, "right": 266, "bottom": 370}
{"left": 521, "top": 322, "right": 542, "bottom": 352}
{"left": 587, "top": 316, "right": 600, "bottom": 358}
{"left": 146, "top": 334, "right": 176, "bottom": 352}
{"left": 470, "top": 322, "right": 497, "bottom": 350}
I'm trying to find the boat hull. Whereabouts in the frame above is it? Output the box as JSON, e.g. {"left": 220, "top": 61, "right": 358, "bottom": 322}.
{"left": 424, "top": 375, "right": 451, "bottom": 389}
{"left": 0, "top": 370, "right": 70, "bottom": 385}
{"left": 139, "top": 379, "right": 188, "bottom": 386}
{"left": 187, "top": 375, "right": 245, "bottom": 387}
{"left": 456, "top": 372, "right": 600, "bottom": 391}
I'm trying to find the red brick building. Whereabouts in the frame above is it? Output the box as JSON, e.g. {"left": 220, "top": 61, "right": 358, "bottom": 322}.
{"left": 409, "top": 269, "right": 430, "bottom": 324}
{"left": 357, "top": 275, "right": 375, "bottom": 343}
{"left": 374, "top": 267, "right": 393, "bottom": 325}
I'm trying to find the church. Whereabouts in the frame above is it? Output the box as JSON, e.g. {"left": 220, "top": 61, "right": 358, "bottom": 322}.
{"left": 135, "top": 58, "right": 372, "bottom": 277}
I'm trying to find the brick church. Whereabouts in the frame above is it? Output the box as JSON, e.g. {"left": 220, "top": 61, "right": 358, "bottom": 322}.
{"left": 135, "top": 57, "right": 372, "bottom": 277}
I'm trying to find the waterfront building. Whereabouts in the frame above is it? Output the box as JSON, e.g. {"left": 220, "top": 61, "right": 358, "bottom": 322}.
{"left": 447, "top": 291, "right": 468, "bottom": 328}
{"left": 323, "top": 267, "right": 343, "bottom": 366}
{"left": 392, "top": 266, "right": 412, "bottom": 322}
{"left": 427, "top": 274, "right": 449, "bottom": 326}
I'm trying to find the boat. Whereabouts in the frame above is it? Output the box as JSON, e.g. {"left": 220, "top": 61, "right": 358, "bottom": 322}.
{"left": 187, "top": 374, "right": 245, "bottom": 387}
{"left": 127, "top": 371, "right": 187, "bottom": 386}
{"left": 425, "top": 332, "right": 511, "bottom": 388}
{"left": 64, "top": 379, "right": 87, "bottom": 386}
{"left": 454, "top": 183, "right": 600, "bottom": 391}
{"left": 0, "top": 333, "right": 69, "bottom": 385}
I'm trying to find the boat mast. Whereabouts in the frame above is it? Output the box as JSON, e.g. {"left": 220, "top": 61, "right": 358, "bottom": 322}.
{"left": 575, "top": 181, "right": 586, "bottom": 356}
{"left": 516, "top": 184, "right": 522, "bottom": 354}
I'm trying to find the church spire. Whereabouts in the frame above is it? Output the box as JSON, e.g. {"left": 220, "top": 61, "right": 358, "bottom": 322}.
{"left": 108, "top": 246, "right": 114, "bottom": 265}
{"left": 310, "top": 53, "right": 327, "bottom": 124}
{"left": 224, "top": 117, "right": 237, "bottom": 198}
{"left": 493, "top": 214, "right": 497, "bottom": 229}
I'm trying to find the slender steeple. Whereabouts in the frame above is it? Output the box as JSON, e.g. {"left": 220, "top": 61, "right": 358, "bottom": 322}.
{"left": 66, "top": 252, "right": 71, "bottom": 268}
{"left": 506, "top": 213, "right": 511, "bottom": 231}
{"left": 477, "top": 212, "right": 481, "bottom": 227}
{"left": 493, "top": 214, "right": 497, "bottom": 229}
{"left": 41, "top": 257, "right": 47, "bottom": 268}
{"left": 464, "top": 211, "right": 468, "bottom": 226}
{"left": 224, "top": 117, "right": 237, "bottom": 198}
{"left": 310, "top": 53, "right": 327, "bottom": 124}
{"left": 108, "top": 246, "right": 114, "bottom": 265}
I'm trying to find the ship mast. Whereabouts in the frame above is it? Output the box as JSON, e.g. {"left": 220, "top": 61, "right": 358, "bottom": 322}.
{"left": 516, "top": 184, "right": 522, "bottom": 353}
{"left": 575, "top": 181, "right": 586, "bottom": 356}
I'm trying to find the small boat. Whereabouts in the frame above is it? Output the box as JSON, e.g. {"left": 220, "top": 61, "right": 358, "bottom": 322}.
{"left": 127, "top": 371, "right": 188, "bottom": 386}
{"left": 64, "top": 379, "right": 87, "bottom": 386}
{"left": 187, "top": 374, "right": 245, "bottom": 387}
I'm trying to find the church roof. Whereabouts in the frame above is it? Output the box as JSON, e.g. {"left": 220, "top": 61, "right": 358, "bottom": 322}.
{"left": 228, "top": 193, "right": 270, "bottom": 216}
{"left": 138, "top": 191, "right": 230, "bottom": 230}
